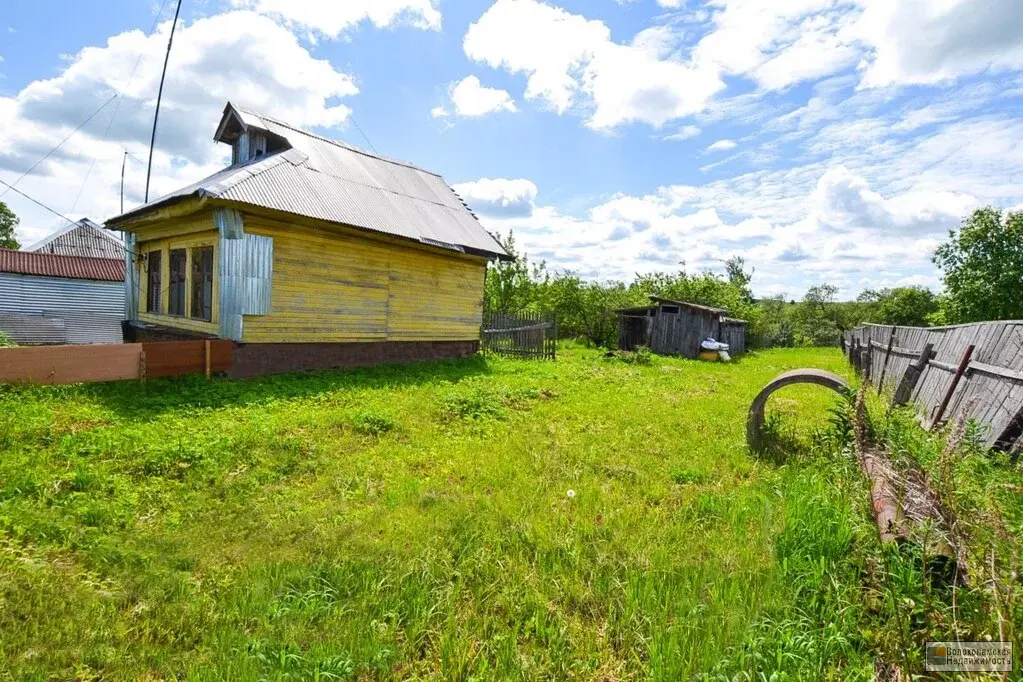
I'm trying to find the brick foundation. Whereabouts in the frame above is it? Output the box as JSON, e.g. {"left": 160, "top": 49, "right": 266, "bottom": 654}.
{"left": 229, "top": 340, "right": 479, "bottom": 378}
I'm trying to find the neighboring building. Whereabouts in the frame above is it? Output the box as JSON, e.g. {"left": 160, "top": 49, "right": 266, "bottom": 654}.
{"left": 0, "top": 249, "right": 125, "bottom": 344}
{"left": 105, "top": 102, "right": 510, "bottom": 376}
{"left": 617, "top": 296, "right": 746, "bottom": 358}
{"left": 25, "top": 218, "right": 124, "bottom": 259}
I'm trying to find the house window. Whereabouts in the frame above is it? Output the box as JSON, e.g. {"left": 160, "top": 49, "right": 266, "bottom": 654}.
{"left": 191, "top": 246, "right": 214, "bottom": 321}
{"left": 168, "top": 249, "right": 187, "bottom": 316}
{"left": 146, "top": 250, "right": 162, "bottom": 313}
{"left": 661, "top": 305, "right": 681, "bottom": 314}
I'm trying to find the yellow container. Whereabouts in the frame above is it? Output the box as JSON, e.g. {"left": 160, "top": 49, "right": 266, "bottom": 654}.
{"left": 698, "top": 351, "right": 719, "bottom": 362}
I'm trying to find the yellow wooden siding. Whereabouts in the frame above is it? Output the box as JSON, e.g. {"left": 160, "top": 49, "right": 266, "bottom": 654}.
{"left": 242, "top": 217, "right": 486, "bottom": 343}
{"left": 136, "top": 220, "right": 219, "bottom": 336}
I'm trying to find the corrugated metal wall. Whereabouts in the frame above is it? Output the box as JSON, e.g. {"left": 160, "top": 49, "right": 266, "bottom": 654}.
{"left": 216, "top": 208, "right": 273, "bottom": 341}
{"left": 0, "top": 273, "right": 124, "bottom": 345}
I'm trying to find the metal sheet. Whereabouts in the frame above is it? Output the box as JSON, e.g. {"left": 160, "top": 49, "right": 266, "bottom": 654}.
{"left": 241, "top": 234, "right": 273, "bottom": 316}
{"left": 124, "top": 233, "right": 139, "bottom": 321}
{"left": 0, "top": 273, "right": 124, "bottom": 345}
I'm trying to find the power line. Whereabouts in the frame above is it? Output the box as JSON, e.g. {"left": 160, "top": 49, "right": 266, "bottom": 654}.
{"left": 0, "top": 94, "right": 119, "bottom": 200}
{"left": 69, "top": 0, "right": 173, "bottom": 214}
{"left": 0, "top": 177, "right": 75, "bottom": 225}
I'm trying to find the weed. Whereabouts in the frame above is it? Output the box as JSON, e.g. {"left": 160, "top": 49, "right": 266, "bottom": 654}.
{"left": 351, "top": 410, "right": 397, "bottom": 436}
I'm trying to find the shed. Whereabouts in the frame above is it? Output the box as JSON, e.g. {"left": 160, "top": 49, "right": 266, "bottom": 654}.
{"left": 0, "top": 249, "right": 126, "bottom": 344}
{"left": 105, "top": 101, "right": 510, "bottom": 376}
{"left": 720, "top": 317, "right": 747, "bottom": 354}
{"left": 618, "top": 296, "right": 745, "bottom": 358}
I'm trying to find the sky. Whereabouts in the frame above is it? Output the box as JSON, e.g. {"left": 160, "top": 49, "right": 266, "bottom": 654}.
{"left": 1, "top": 0, "right": 1022, "bottom": 300}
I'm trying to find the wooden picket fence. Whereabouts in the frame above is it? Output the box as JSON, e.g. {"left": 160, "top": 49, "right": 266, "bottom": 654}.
{"left": 481, "top": 312, "right": 557, "bottom": 360}
{"left": 0, "top": 340, "right": 234, "bottom": 385}
{"left": 844, "top": 322, "right": 1023, "bottom": 450}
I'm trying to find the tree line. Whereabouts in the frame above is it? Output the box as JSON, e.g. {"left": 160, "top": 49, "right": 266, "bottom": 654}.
{"left": 484, "top": 207, "right": 1023, "bottom": 349}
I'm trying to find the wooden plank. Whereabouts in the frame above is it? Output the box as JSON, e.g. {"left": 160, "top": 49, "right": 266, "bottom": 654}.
{"left": 140, "top": 340, "right": 234, "bottom": 378}
{"left": 0, "top": 344, "right": 142, "bottom": 385}
{"left": 971, "top": 325, "right": 1023, "bottom": 445}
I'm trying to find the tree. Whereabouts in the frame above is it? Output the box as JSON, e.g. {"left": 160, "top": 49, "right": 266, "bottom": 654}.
{"left": 858, "top": 286, "right": 937, "bottom": 327}
{"left": 933, "top": 207, "right": 1023, "bottom": 324}
{"left": 0, "top": 201, "right": 19, "bottom": 250}
{"left": 484, "top": 231, "right": 542, "bottom": 313}
{"left": 792, "top": 284, "right": 842, "bottom": 346}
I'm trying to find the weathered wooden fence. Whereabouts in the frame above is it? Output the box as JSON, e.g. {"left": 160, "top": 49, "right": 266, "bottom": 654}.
{"left": 481, "top": 312, "right": 557, "bottom": 360}
{"left": 844, "top": 322, "right": 1023, "bottom": 450}
{"left": 0, "top": 340, "right": 234, "bottom": 385}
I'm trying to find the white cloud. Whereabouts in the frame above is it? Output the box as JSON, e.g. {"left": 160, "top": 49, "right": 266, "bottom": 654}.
{"left": 706, "top": 139, "right": 737, "bottom": 152}
{"left": 452, "top": 178, "right": 538, "bottom": 217}
{"left": 663, "top": 125, "right": 701, "bottom": 141}
{"left": 229, "top": 0, "right": 441, "bottom": 38}
{"left": 463, "top": 0, "right": 722, "bottom": 129}
{"left": 444, "top": 76, "right": 517, "bottom": 118}
{"left": 855, "top": 0, "right": 1023, "bottom": 88}
{"left": 0, "top": 11, "right": 358, "bottom": 245}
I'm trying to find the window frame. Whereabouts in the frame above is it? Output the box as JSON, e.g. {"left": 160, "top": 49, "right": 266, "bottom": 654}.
{"left": 146, "top": 250, "right": 162, "bottom": 314}
{"left": 190, "top": 245, "right": 215, "bottom": 322}
{"left": 168, "top": 248, "right": 187, "bottom": 317}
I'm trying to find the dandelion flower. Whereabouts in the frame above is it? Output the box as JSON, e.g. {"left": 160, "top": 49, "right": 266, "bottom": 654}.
{"left": 566, "top": 489, "right": 576, "bottom": 498}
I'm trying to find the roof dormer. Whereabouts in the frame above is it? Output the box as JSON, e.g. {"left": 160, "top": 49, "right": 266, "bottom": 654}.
{"left": 214, "top": 102, "right": 290, "bottom": 165}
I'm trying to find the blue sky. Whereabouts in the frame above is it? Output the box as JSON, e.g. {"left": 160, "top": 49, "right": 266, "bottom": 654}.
{"left": 2, "top": 0, "right": 1022, "bottom": 299}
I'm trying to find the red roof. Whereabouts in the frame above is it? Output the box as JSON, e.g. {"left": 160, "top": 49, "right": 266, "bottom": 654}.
{"left": 0, "top": 248, "right": 125, "bottom": 282}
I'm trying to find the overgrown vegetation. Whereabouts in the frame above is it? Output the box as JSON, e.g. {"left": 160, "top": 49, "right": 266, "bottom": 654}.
{"left": 932, "top": 206, "right": 1023, "bottom": 324}
{"left": 484, "top": 207, "right": 1023, "bottom": 350}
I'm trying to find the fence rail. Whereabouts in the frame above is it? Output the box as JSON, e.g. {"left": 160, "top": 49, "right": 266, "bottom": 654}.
{"left": 844, "top": 321, "right": 1023, "bottom": 450}
{"left": 0, "top": 340, "right": 235, "bottom": 385}
{"left": 481, "top": 312, "right": 557, "bottom": 360}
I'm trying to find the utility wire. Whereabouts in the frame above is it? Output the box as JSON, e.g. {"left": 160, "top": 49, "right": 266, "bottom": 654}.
{"left": 0, "top": 94, "right": 119, "bottom": 200}
{"left": 0, "top": 178, "right": 75, "bottom": 225}
{"left": 69, "top": 0, "right": 173, "bottom": 214}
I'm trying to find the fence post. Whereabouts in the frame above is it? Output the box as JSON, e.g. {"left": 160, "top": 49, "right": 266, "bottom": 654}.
{"left": 138, "top": 349, "right": 147, "bottom": 386}
{"left": 205, "top": 340, "right": 212, "bottom": 380}
{"left": 860, "top": 347, "right": 872, "bottom": 381}
{"left": 892, "top": 342, "right": 933, "bottom": 407}
{"left": 929, "top": 344, "right": 975, "bottom": 429}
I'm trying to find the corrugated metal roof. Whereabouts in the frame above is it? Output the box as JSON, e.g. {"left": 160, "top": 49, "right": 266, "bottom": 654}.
{"left": 25, "top": 219, "right": 125, "bottom": 259}
{"left": 109, "top": 103, "right": 510, "bottom": 260}
{"left": 0, "top": 249, "right": 125, "bottom": 282}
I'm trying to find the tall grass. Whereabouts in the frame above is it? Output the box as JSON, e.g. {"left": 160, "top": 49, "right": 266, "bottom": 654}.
{"left": 2, "top": 346, "right": 1016, "bottom": 679}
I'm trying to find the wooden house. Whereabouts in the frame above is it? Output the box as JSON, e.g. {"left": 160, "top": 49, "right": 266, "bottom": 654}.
{"left": 105, "top": 102, "right": 510, "bottom": 376}
{"left": 617, "top": 296, "right": 746, "bottom": 358}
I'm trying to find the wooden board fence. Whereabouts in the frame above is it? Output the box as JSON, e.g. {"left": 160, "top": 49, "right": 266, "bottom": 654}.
{"left": 0, "top": 340, "right": 235, "bottom": 385}
{"left": 482, "top": 312, "right": 557, "bottom": 360}
{"left": 845, "top": 321, "right": 1023, "bottom": 449}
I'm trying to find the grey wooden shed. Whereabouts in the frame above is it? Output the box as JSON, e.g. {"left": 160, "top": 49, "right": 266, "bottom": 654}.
{"left": 618, "top": 296, "right": 744, "bottom": 358}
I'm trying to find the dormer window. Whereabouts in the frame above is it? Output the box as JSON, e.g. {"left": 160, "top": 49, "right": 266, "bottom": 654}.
{"left": 215, "top": 102, "right": 291, "bottom": 167}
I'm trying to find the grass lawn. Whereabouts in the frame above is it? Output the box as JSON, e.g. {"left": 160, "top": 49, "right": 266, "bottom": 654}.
{"left": 1, "top": 346, "right": 874, "bottom": 679}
